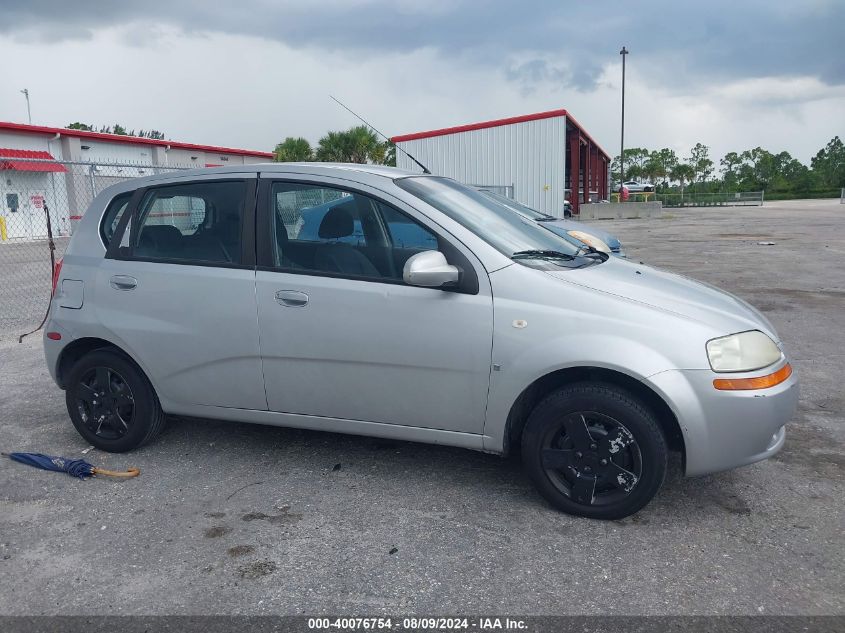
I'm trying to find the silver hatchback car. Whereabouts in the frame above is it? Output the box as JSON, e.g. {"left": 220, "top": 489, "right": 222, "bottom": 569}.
{"left": 44, "top": 163, "right": 798, "bottom": 519}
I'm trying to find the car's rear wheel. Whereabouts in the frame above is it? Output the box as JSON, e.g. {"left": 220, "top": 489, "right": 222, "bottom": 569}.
{"left": 521, "top": 382, "right": 667, "bottom": 520}
{"left": 65, "top": 349, "right": 165, "bottom": 452}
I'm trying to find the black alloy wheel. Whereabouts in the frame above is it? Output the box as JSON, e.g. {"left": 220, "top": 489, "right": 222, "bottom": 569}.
{"left": 75, "top": 366, "right": 135, "bottom": 440}
{"left": 522, "top": 382, "right": 667, "bottom": 520}
{"left": 66, "top": 348, "right": 166, "bottom": 452}
{"left": 540, "top": 411, "right": 641, "bottom": 506}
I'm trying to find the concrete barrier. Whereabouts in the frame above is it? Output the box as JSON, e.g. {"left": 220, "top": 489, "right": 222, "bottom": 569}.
{"left": 579, "top": 201, "right": 663, "bottom": 220}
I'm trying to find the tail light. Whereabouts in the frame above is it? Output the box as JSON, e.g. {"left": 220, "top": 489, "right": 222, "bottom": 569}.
{"left": 51, "top": 258, "right": 63, "bottom": 296}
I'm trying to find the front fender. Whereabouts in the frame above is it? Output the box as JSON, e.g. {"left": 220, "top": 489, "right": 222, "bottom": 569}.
{"left": 482, "top": 333, "right": 680, "bottom": 452}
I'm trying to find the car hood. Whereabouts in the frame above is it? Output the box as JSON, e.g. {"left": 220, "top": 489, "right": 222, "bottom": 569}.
{"left": 541, "top": 219, "right": 622, "bottom": 250}
{"left": 544, "top": 257, "right": 779, "bottom": 341}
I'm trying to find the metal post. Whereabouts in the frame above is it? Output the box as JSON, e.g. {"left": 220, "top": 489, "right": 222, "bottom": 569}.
{"left": 619, "top": 47, "right": 628, "bottom": 186}
{"left": 88, "top": 164, "right": 97, "bottom": 201}
{"left": 20, "top": 88, "right": 32, "bottom": 124}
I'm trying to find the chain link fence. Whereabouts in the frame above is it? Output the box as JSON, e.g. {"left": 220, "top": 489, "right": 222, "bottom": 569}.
{"left": 0, "top": 157, "right": 192, "bottom": 341}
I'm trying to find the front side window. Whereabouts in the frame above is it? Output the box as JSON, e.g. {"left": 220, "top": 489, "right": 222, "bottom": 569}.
{"left": 134, "top": 180, "right": 246, "bottom": 264}
{"left": 269, "top": 182, "right": 439, "bottom": 282}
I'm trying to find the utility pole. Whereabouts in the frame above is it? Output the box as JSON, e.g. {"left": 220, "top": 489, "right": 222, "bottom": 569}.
{"left": 20, "top": 88, "right": 32, "bottom": 124}
{"left": 619, "top": 46, "right": 628, "bottom": 185}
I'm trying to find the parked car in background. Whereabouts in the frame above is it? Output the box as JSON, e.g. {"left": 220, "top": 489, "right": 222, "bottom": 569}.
{"left": 480, "top": 189, "right": 626, "bottom": 257}
{"left": 44, "top": 163, "right": 797, "bottom": 520}
{"left": 614, "top": 180, "right": 654, "bottom": 193}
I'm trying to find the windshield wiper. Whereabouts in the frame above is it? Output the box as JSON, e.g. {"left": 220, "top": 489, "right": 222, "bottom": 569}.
{"left": 573, "top": 244, "right": 606, "bottom": 259}
{"left": 511, "top": 249, "right": 575, "bottom": 261}
{"left": 533, "top": 215, "right": 558, "bottom": 222}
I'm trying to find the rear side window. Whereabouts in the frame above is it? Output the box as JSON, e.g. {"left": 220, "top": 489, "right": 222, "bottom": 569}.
{"left": 100, "top": 193, "right": 132, "bottom": 246}
{"left": 133, "top": 180, "right": 247, "bottom": 264}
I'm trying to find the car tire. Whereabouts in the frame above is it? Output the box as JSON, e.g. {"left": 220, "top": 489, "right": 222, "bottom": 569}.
{"left": 65, "top": 349, "right": 166, "bottom": 453}
{"left": 521, "top": 382, "right": 667, "bottom": 520}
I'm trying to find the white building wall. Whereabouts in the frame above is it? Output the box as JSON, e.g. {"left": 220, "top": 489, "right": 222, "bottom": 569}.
{"left": 1, "top": 127, "right": 270, "bottom": 240}
{"left": 395, "top": 116, "right": 568, "bottom": 217}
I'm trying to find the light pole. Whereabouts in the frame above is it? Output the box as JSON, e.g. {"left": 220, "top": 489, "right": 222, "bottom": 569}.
{"left": 619, "top": 46, "right": 628, "bottom": 186}
{"left": 20, "top": 88, "right": 32, "bottom": 124}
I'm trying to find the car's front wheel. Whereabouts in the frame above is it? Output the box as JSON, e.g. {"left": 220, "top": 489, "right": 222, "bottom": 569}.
{"left": 521, "top": 382, "right": 667, "bottom": 520}
{"left": 65, "top": 349, "right": 166, "bottom": 453}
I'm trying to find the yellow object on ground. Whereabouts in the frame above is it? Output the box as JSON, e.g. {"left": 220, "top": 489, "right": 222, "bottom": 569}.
{"left": 0, "top": 216, "right": 7, "bottom": 241}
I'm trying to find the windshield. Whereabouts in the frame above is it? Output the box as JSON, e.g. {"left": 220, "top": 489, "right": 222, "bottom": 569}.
{"left": 479, "top": 190, "right": 554, "bottom": 221}
{"left": 395, "top": 177, "right": 581, "bottom": 258}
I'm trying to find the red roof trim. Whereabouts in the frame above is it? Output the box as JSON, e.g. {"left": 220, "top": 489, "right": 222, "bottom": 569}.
{"left": 0, "top": 121, "right": 274, "bottom": 158}
{"left": 390, "top": 108, "right": 610, "bottom": 160}
{"left": 390, "top": 109, "right": 568, "bottom": 143}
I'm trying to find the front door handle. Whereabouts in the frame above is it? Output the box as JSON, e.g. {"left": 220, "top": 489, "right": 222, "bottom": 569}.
{"left": 275, "top": 290, "right": 309, "bottom": 307}
{"left": 109, "top": 275, "right": 137, "bottom": 291}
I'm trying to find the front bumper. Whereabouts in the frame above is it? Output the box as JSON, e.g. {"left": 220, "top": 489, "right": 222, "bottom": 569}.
{"left": 647, "top": 361, "right": 799, "bottom": 476}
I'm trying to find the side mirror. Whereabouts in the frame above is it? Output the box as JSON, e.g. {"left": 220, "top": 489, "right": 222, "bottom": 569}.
{"left": 403, "top": 250, "right": 460, "bottom": 288}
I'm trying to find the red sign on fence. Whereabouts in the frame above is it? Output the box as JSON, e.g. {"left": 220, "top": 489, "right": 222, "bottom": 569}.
{"left": 30, "top": 194, "right": 44, "bottom": 209}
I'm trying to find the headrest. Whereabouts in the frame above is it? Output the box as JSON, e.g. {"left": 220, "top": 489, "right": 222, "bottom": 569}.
{"left": 318, "top": 202, "right": 355, "bottom": 239}
{"left": 140, "top": 224, "right": 182, "bottom": 249}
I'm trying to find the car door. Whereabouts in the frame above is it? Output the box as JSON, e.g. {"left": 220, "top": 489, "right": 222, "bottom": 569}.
{"left": 96, "top": 174, "right": 267, "bottom": 411}
{"left": 254, "top": 177, "right": 494, "bottom": 434}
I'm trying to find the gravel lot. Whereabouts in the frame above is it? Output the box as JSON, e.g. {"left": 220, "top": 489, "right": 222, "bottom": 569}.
{"left": 0, "top": 199, "right": 842, "bottom": 615}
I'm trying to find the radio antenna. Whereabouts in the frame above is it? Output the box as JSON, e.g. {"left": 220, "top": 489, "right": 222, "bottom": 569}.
{"left": 330, "top": 95, "right": 431, "bottom": 174}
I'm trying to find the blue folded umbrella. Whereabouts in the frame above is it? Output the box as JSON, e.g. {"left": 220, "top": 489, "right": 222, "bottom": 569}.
{"left": 3, "top": 452, "right": 139, "bottom": 479}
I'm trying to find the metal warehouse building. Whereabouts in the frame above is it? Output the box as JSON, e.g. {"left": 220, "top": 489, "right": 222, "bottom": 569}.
{"left": 391, "top": 109, "right": 610, "bottom": 217}
{"left": 0, "top": 122, "right": 272, "bottom": 240}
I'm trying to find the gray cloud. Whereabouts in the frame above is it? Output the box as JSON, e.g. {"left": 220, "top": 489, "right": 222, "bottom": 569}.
{"left": 1, "top": 0, "right": 843, "bottom": 93}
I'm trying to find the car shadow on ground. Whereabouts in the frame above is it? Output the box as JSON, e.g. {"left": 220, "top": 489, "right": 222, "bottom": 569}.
{"left": 150, "top": 414, "right": 763, "bottom": 526}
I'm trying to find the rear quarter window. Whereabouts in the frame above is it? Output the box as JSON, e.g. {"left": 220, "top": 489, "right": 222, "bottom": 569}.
{"left": 100, "top": 192, "right": 133, "bottom": 247}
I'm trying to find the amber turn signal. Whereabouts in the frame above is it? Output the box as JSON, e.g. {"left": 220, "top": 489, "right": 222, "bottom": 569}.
{"left": 713, "top": 363, "right": 792, "bottom": 391}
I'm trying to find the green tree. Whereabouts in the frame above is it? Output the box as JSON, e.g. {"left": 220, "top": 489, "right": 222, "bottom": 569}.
{"left": 670, "top": 163, "right": 695, "bottom": 197}
{"left": 273, "top": 137, "right": 313, "bottom": 162}
{"left": 315, "top": 131, "right": 349, "bottom": 162}
{"left": 810, "top": 136, "right": 845, "bottom": 189}
{"left": 384, "top": 142, "right": 397, "bottom": 167}
{"left": 346, "top": 126, "right": 383, "bottom": 163}
{"left": 687, "top": 142, "right": 714, "bottom": 185}
{"left": 315, "top": 126, "right": 387, "bottom": 164}
{"left": 66, "top": 122, "right": 94, "bottom": 131}
{"left": 720, "top": 151, "right": 742, "bottom": 190}
{"left": 646, "top": 148, "right": 678, "bottom": 187}
{"left": 612, "top": 148, "right": 650, "bottom": 181}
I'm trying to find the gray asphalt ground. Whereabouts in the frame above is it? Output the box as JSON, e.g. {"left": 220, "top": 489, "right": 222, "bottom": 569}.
{"left": 0, "top": 199, "right": 842, "bottom": 615}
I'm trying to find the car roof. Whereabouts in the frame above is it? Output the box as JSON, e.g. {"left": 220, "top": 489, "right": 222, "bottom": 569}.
{"left": 119, "top": 162, "right": 420, "bottom": 187}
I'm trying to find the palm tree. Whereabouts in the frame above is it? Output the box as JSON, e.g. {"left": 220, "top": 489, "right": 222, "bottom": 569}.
{"left": 670, "top": 163, "right": 695, "bottom": 199}
{"left": 344, "top": 126, "right": 383, "bottom": 163}
{"left": 315, "top": 131, "right": 349, "bottom": 162}
{"left": 315, "top": 126, "right": 388, "bottom": 164}
{"left": 274, "top": 137, "right": 313, "bottom": 162}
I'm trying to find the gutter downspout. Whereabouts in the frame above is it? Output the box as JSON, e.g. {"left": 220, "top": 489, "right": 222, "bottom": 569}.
{"left": 46, "top": 133, "right": 63, "bottom": 234}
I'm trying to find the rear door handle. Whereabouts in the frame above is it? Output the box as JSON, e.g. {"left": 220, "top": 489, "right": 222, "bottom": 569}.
{"left": 109, "top": 275, "right": 137, "bottom": 291}
{"left": 275, "top": 290, "right": 309, "bottom": 307}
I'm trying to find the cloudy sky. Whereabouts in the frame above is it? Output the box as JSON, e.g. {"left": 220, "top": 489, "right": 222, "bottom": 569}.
{"left": 1, "top": 0, "right": 843, "bottom": 164}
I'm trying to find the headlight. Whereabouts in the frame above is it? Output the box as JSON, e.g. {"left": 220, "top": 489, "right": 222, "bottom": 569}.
{"left": 706, "top": 330, "right": 782, "bottom": 372}
{"left": 567, "top": 230, "right": 611, "bottom": 253}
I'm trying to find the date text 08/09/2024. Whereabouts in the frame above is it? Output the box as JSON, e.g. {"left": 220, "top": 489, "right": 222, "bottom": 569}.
{"left": 307, "top": 618, "right": 528, "bottom": 630}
